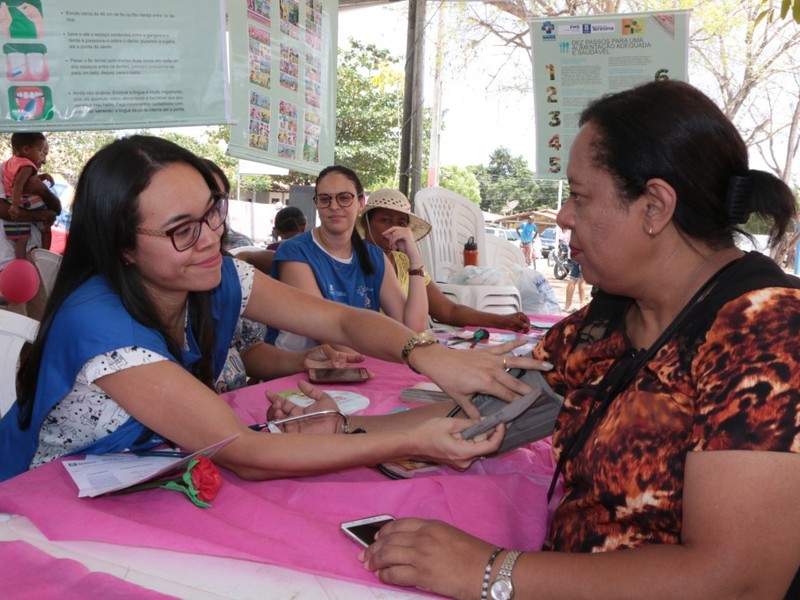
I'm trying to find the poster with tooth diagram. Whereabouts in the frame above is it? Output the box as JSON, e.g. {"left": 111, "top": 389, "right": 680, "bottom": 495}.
{"left": 0, "top": 0, "right": 228, "bottom": 130}
{"left": 530, "top": 10, "right": 689, "bottom": 179}
{"left": 226, "top": 0, "right": 336, "bottom": 175}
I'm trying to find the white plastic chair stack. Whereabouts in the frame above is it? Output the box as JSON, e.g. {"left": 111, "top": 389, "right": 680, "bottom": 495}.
{"left": 29, "top": 248, "right": 62, "bottom": 298}
{"left": 414, "top": 186, "right": 489, "bottom": 282}
{"left": 0, "top": 310, "right": 38, "bottom": 417}
{"left": 415, "top": 187, "right": 522, "bottom": 315}
{"left": 484, "top": 235, "right": 526, "bottom": 276}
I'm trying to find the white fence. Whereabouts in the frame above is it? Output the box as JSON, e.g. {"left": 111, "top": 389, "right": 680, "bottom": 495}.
{"left": 228, "top": 199, "right": 282, "bottom": 245}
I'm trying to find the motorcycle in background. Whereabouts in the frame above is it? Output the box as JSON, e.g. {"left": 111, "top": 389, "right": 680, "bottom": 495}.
{"left": 551, "top": 240, "right": 571, "bottom": 280}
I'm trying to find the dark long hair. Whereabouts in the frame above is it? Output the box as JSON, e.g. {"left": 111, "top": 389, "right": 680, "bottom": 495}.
{"left": 579, "top": 80, "right": 795, "bottom": 249}
{"left": 16, "top": 135, "right": 220, "bottom": 429}
{"left": 315, "top": 165, "right": 374, "bottom": 275}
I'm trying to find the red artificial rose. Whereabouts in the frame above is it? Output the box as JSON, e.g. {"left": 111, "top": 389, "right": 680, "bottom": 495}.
{"left": 189, "top": 455, "right": 222, "bottom": 502}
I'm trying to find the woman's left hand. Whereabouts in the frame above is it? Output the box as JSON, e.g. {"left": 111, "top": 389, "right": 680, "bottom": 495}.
{"left": 303, "top": 344, "right": 364, "bottom": 370}
{"left": 361, "top": 518, "right": 495, "bottom": 599}
{"left": 265, "top": 380, "right": 340, "bottom": 433}
{"left": 493, "top": 311, "right": 531, "bottom": 333}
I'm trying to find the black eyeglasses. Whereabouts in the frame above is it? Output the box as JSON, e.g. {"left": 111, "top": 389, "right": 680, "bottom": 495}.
{"left": 313, "top": 191, "right": 360, "bottom": 209}
{"left": 136, "top": 193, "right": 228, "bottom": 252}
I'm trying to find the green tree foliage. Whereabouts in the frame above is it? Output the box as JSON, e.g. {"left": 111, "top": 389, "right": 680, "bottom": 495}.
{"left": 438, "top": 165, "right": 481, "bottom": 203}
{"left": 470, "top": 147, "right": 535, "bottom": 213}
{"left": 469, "top": 147, "right": 565, "bottom": 214}
{"left": 335, "top": 38, "right": 405, "bottom": 190}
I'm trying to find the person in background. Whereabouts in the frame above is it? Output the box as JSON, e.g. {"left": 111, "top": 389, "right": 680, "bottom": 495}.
{"left": 200, "top": 158, "right": 362, "bottom": 392}
{"left": 363, "top": 80, "right": 799, "bottom": 599}
{"left": 516, "top": 215, "right": 538, "bottom": 267}
{"left": 0, "top": 176, "right": 54, "bottom": 271}
{"left": 2, "top": 132, "right": 60, "bottom": 257}
{"left": 202, "top": 159, "right": 255, "bottom": 252}
{"left": 561, "top": 259, "right": 585, "bottom": 313}
{"left": 0, "top": 134, "right": 547, "bottom": 483}
{"left": 267, "top": 205, "right": 306, "bottom": 250}
{"left": 267, "top": 166, "right": 429, "bottom": 350}
{"left": 358, "top": 189, "right": 530, "bottom": 332}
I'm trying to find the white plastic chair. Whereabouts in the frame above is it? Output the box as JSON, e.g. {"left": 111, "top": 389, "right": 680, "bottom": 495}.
{"left": 484, "top": 235, "right": 526, "bottom": 277}
{"left": 29, "top": 248, "right": 62, "bottom": 298}
{"left": 0, "top": 310, "right": 38, "bottom": 417}
{"left": 415, "top": 187, "right": 521, "bottom": 314}
{"left": 415, "top": 187, "right": 489, "bottom": 283}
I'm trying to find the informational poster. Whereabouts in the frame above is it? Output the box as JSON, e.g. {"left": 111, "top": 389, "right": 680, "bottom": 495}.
{"left": 227, "top": 0, "right": 336, "bottom": 176}
{"left": 0, "top": 0, "right": 228, "bottom": 131}
{"left": 530, "top": 11, "right": 690, "bottom": 179}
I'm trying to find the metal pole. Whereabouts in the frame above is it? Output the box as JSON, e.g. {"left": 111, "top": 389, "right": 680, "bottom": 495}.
{"left": 398, "top": 0, "right": 417, "bottom": 199}
{"left": 427, "top": 2, "right": 445, "bottom": 188}
{"left": 409, "top": 0, "right": 427, "bottom": 198}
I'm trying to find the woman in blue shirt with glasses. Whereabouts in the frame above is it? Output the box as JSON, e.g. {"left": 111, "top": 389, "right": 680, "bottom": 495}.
{"left": 267, "top": 165, "right": 429, "bottom": 351}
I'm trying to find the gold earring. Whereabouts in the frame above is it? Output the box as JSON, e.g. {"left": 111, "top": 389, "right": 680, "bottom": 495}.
{"left": 648, "top": 226, "right": 655, "bottom": 239}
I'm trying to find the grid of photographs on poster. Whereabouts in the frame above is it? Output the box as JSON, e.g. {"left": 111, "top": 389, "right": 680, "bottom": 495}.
{"left": 242, "top": 0, "right": 326, "bottom": 165}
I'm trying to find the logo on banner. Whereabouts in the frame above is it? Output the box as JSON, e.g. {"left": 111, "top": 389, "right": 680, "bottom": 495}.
{"left": 622, "top": 18, "right": 643, "bottom": 35}
{"left": 591, "top": 23, "right": 616, "bottom": 33}
{"left": 541, "top": 21, "right": 556, "bottom": 40}
{"left": 558, "top": 24, "right": 582, "bottom": 35}
{"left": 582, "top": 24, "right": 591, "bottom": 34}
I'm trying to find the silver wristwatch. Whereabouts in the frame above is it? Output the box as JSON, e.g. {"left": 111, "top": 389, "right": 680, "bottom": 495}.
{"left": 489, "top": 550, "right": 522, "bottom": 600}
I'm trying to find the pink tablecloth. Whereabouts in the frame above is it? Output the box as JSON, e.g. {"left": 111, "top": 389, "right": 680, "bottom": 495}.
{"left": 0, "top": 541, "right": 176, "bottom": 599}
{"left": 0, "top": 356, "right": 558, "bottom": 591}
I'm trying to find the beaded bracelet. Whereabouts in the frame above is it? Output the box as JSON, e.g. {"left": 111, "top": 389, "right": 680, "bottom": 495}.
{"left": 480, "top": 547, "right": 505, "bottom": 600}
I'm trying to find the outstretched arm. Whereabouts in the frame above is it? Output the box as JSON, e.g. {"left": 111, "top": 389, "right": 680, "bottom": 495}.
{"left": 245, "top": 270, "right": 545, "bottom": 416}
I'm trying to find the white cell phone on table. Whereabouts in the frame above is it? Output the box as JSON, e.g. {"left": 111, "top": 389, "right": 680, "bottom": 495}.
{"left": 340, "top": 514, "right": 395, "bottom": 548}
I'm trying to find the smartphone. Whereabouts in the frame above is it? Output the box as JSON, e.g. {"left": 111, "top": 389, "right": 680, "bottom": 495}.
{"left": 308, "top": 367, "right": 371, "bottom": 384}
{"left": 340, "top": 514, "right": 395, "bottom": 548}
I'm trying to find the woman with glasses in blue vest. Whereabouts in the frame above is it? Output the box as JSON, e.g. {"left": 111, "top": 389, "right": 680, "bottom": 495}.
{"left": 267, "top": 165, "right": 429, "bottom": 351}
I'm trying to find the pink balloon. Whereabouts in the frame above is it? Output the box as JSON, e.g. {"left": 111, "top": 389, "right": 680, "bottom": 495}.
{"left": 0, "top": 258, "right": 40, "bottom": 304}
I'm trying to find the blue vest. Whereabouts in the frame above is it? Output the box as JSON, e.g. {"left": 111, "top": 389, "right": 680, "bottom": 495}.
{"left": 0, "top": 257, "right": 241, "bottom": 481}
{"left": 266, "top": 231, "right": 385, "bottom": 343}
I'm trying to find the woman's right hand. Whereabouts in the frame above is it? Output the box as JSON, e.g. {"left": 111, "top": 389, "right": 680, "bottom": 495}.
{"left": 362, "top": 518, "right": 496, "bottom": 599}
{"left": 405, "top": 416, "right": 504, "bottom": 469}
{"left": 382, "top": 225, "right": 423, "bottom": 266}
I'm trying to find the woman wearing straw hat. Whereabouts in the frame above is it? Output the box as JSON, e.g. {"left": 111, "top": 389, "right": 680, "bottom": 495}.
{"left": 267, "top": 166, "right": 429, "bottom": 351}
{"left": 358, "top": 191, "right": 530, "bottom": 333}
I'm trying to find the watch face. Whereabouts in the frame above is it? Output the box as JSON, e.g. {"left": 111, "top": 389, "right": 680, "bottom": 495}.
{"left": 490, "top": 579, "right": 513, "bottom": 600}
{"left": 416, "top": 331, "right": 436, "bottom": 344}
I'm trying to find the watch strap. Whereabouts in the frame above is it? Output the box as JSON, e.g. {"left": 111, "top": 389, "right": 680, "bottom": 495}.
{"left": 401, "top": 333, "right": 437, "bottom": 374}
{"left": 408, "top": 265, "right": 425, "bottom": 277}
{"left": 490, "top": 550, "right": 523, "bottom": 600}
